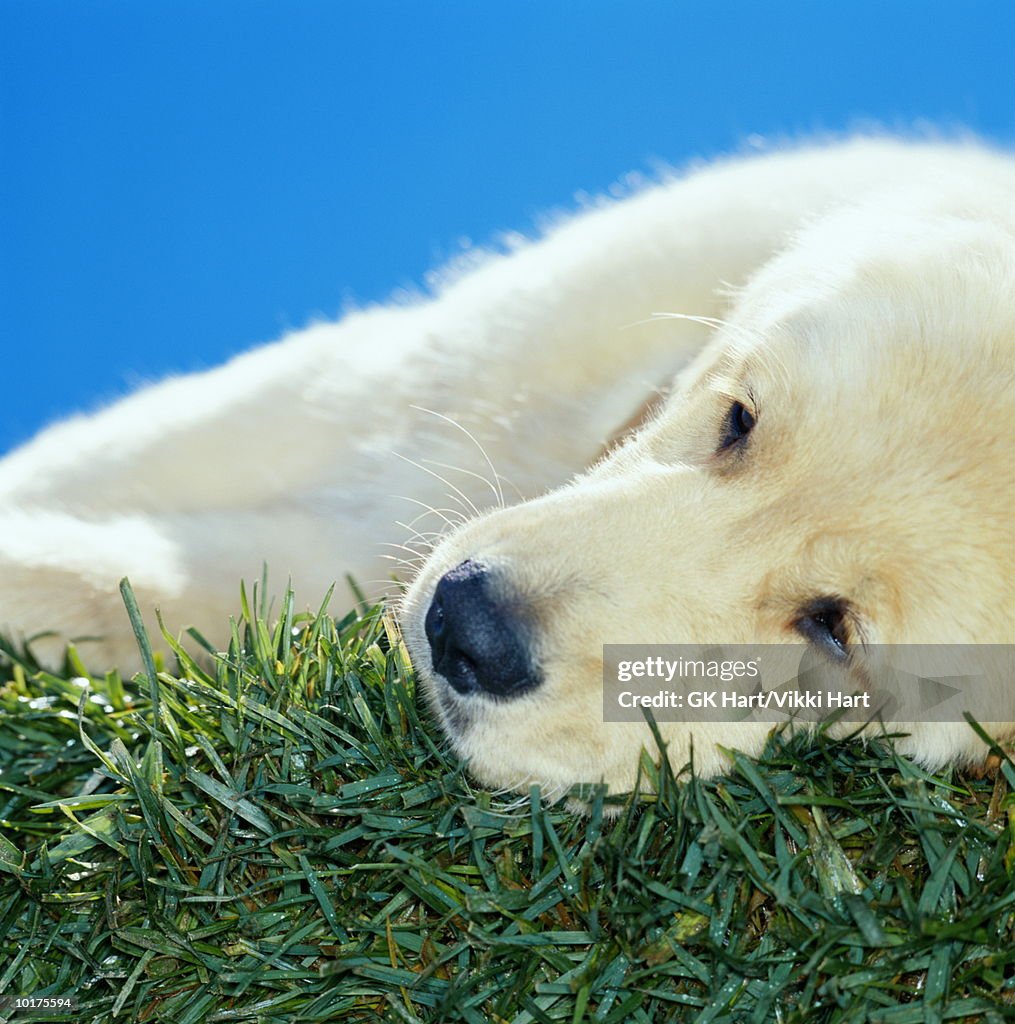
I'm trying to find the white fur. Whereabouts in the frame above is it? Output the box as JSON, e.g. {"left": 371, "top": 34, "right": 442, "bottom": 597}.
{"left": 3, "top": 137, "right": 1014, "bottom": 794}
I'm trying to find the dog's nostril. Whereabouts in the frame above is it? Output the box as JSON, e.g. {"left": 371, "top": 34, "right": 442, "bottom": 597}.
{"left": 425, "top": 596, "right": 446, "bottom": 640}
{"left": 424, "top": 559, "right": 538, "bottom": 698}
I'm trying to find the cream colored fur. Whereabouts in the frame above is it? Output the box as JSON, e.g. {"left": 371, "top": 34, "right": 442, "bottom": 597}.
{"left": 2, "top": 138, "right": 1013, "bottom": 796}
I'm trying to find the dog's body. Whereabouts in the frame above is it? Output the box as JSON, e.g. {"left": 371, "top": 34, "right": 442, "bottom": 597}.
{"left": 3, "top": 138, "right": 1014, "bottom": 797}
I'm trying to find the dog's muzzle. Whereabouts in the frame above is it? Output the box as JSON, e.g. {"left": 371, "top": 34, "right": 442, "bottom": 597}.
{"left": 424, "top": 559, "right": 539, "bottom": 698}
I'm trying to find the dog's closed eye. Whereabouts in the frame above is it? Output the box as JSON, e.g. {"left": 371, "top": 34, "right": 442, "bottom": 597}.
{"left": 719, "top": 400, "right": 756, "bottom": 451}
{"left": 795, "top": 597, "right": 851, "bottom": 660}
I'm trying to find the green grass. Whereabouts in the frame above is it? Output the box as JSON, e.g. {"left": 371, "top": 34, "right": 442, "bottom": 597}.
{"left": 1, "top": 582, "right": 1014, "bottom": 1023}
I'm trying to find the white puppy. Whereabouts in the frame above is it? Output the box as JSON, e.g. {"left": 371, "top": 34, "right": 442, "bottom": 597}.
{"left": 2, "top": 138, "right": 1013, "bottom": 797}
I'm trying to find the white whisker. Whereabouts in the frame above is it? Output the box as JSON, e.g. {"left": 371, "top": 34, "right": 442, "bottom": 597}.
{"left": 410, "top": 404, "right": 506, "bottom": 509}
{"left": 379, "top": 553, "right": 428, "bottom": 570}
{"left": 648, "top": 310, "right": 763, "bottom": 354}
{"left": 419, "top": 458, "right": 505, "bottom": 510}
{"left": 390, "top": 451, "right": 481, "bottom": 519}
{"left": 363, "top": 577, "right": 411, "bottom": 597}
{"left": 392, "top": 493, "right": 468, "bottom": 522}
{"left": 389, "top": 492, "right": 468, "bottom": 531}
{"left": 385, "top": 533, "right": 434, "bottom": 552}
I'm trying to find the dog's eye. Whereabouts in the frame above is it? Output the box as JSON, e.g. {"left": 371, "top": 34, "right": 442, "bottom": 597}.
{"left": 720, "top": 401, "right": 756, "bottom": 450}
{"left": 795, "top": 598, "right": 850, "bottom": 660}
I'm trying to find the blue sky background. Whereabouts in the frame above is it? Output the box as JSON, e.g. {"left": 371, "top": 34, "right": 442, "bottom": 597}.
{"left": 2, "top": 1, "right": 1013, "bottom": 455}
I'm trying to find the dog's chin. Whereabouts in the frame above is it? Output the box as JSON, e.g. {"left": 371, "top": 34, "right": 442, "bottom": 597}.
{"left": 462, "top": 748, "right": 641, "bottom": 815}
{"left": 415, "top": 675, "right": 646, "bottom": 812}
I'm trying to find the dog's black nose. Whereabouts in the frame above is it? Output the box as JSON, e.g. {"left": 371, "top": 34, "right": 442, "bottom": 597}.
{"left": 424, "top": 559, "right": 538, "bottom": 698}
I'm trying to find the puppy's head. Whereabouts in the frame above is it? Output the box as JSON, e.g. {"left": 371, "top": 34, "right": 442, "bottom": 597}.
{"left": 401, "top": 201, "right": 1015, "bottom": 798}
